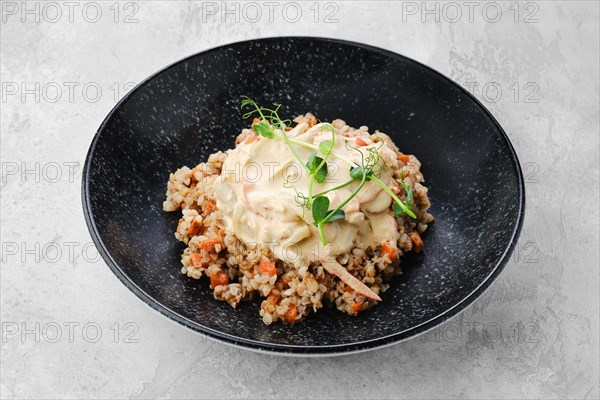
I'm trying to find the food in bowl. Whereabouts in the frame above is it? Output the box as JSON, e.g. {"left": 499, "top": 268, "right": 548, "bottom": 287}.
{"left": 163, "top": 98, "right": 434, "bottom": 324}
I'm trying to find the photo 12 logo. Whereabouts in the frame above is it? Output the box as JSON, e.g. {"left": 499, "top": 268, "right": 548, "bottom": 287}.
{"left": 1, "top": 241, "right": 101, "bottom": 264}
{"left": 401, "top": 1, "right": 540, "bottom": 24}
{"left": 1, "top": 82, "right": 137, "bottom": 104}
{"left": 1, "top": 321, "right": 140, "bottom": 344}
{"left": 2, "top": 162, "right": 80, "bottom": 184}
{"left": 462, "top": 81, "right": 540, "bottom": 104}
{"left": 420, "top": 320, "right": 540, "bottom": 344}
{"left": 199, "top": 1, "right": 340, "bottom": 23}
{"left": 1, "top": 2, "right": 140, "bottom": 23}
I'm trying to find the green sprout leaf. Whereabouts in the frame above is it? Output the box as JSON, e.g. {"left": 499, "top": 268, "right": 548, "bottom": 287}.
{"left": 312, "top": 196, "right": 330, "bottom": 225}
{"left": 393, "top": 202, "right": 405, "bottom": 217}
{"left": 393, "top": 181, "right": 414, "bottom": 217}
{"left": 399, "top": 180, "right": 413, "bottom": 204}
{"left": 350, "top": 165, "right": 373, "bottom": 181}
{"left": 326, "top": 209, "right": 345, "bottom": 222}
{"left": 319, "top": 140, "right": 333, "bottom": 155}
{"left": 315, "top": 165, "right": 328, "bottom": 183}
{"left": 405, "top": 184, "right": 414, "bottom": 204}
{"left": 306, "top": 151, "right": 319, "bottom": 170}
{"left": 350, "top": 166, "right": 363, "bottom": 180}
{"left": 306, "top": 152, "right": 328, "bottom": 184}
{"left": 252, "top": 121, "right": 275, "bottom": 139}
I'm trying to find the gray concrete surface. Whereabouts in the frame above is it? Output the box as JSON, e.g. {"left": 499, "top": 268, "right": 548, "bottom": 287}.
{"left": 1, "top": 1, "right": 598, "bottom": 399}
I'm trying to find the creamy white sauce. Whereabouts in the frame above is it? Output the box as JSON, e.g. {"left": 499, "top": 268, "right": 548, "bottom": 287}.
{"left": 214, "top": 122, "right": 400, "bottom": 268}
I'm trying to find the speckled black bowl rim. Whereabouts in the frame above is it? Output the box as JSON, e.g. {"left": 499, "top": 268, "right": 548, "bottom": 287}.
{"left": 82, "top": 36, "right": 525, "bottom": 356}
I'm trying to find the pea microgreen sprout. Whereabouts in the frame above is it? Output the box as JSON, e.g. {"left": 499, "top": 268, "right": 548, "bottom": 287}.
{"left": 374, "top": 175, "right": 416, "bottom": 218}
{"left": 345, "top": 139, "right": 416, "bottom": 219}
{"left": 312, "top": 140, "right": 376, "bottom": 245}
{"left": 241, "top": 96, "right": 356, "bottom": 166}
{"left": 240, "top": 96, "right": 416, "bottom": 245}
{"left": 306, "top": 123, "right": 335, "bottom": 204}
{"left": 394, "top": 180, "right": 414, "bottom": 217}
{"left": 241, "top": 97, "right": 337, "bottom": 208}
{"left": 241, "top": 96, "right": 305, "bottom": 169}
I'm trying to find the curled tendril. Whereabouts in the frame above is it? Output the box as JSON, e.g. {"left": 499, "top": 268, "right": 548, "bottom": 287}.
{"left": 283, "top": 173, "right": 311, "bottom": 213}
{"left": 241, "top": 96, "right": 289, "bottom": 131}
{"left": 344, "top": 140, "right": 366, "bottom": 167}
{"left": 345, "top": 138, "right": 386, "bottom": 177}
{"left": 240, "top": 96, "right": 417, "bottom": 245}
{"left": 242, "top": 110, "right": 257, "bottom": 119}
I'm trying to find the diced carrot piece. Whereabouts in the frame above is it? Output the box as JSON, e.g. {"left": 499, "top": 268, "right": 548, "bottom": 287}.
{"left": 252, "top": 117, "right": 260, "bottom": 125}
{"left": 191, "top": 165, "right": 202, "bottom": 176}
{"left": 398, "top": 154, "right": 411, "bottom": 164}
{"left": 187, "top": 220, "right": 202, "bottom": 235}
{"left": 352, "top": 303, "right": 362, "bottom": 312}
{"left": 190, "top": 253, "right": 204, "bottom": 269}
{"left": 200, "top": 238, "right": 222, "bottom": 250}
{"left": 259, "top": 260, "right": 277, "bottom": 276}
{"left": 204, "top": 201, "right": 215, "bottom": 214}
{"left": 344, "top": 286, "right": 353, "bottom": 293}
{"left": 283, "top": 304, "right": 298, "bottom": 323}
{"left": 210, "top": 270, "right": 229, "bottom": 288}
{"left": 409, "top": 232, "right": 424, "bottom": 253}
{"left": 244, "top": 134, "right": 259, "bottom": 144}
{"left": 355, "top": 137, "right": 367, "bottom": 146}
{"left": 267, "top": 293, "right": 281, "bottom": 305}
{"left": 381, "top": 242, "right": 398, "bottom": 261}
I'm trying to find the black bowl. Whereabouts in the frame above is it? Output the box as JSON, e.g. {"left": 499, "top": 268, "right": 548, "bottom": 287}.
{"left": 83, "top": 37, "right": 524, "bottom": 355}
